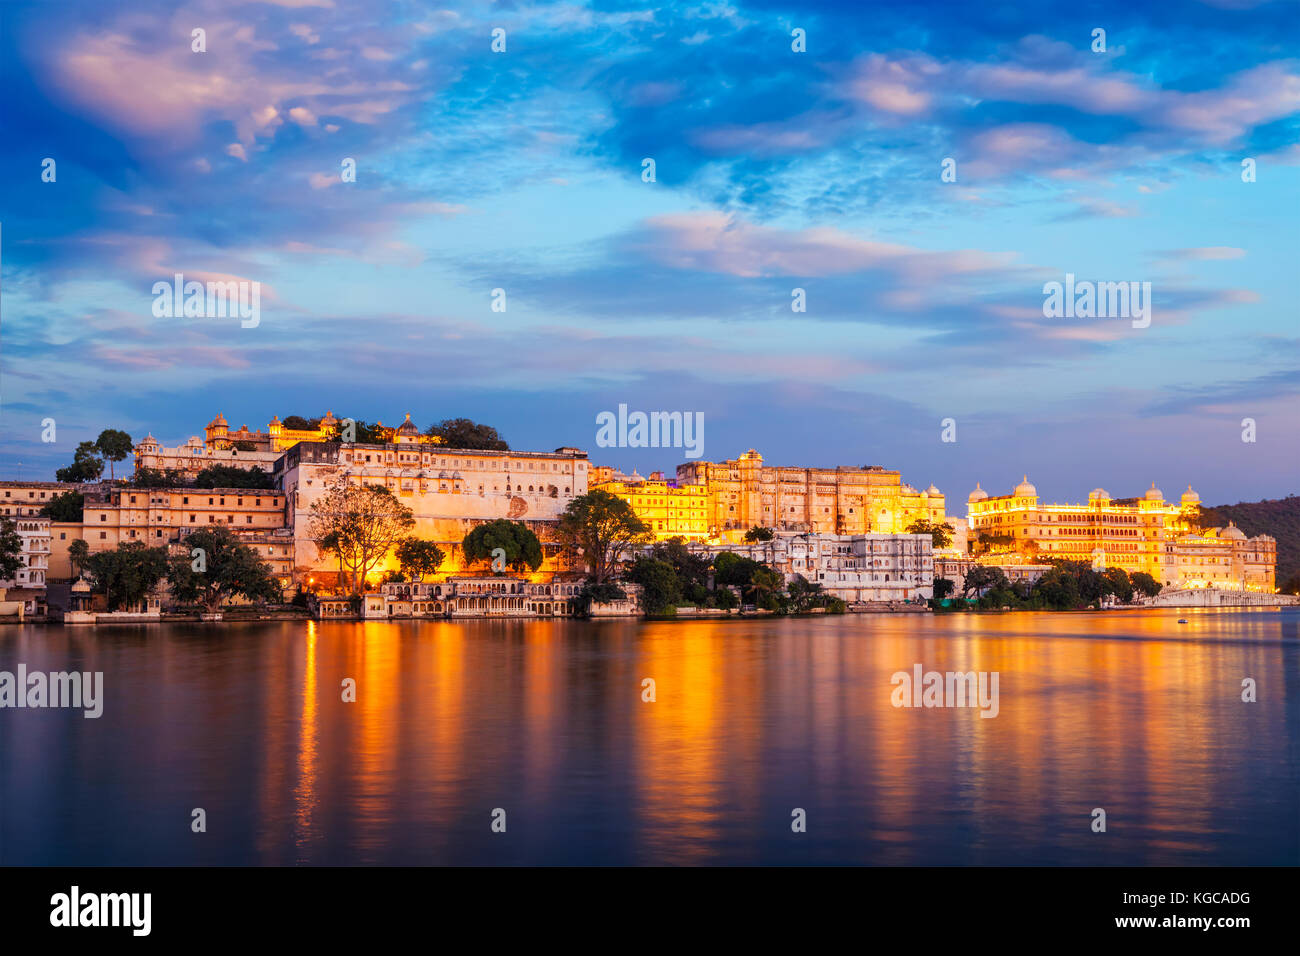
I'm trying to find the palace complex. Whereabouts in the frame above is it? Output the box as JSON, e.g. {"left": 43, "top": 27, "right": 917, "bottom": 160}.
{"left": 662, "top": 449, "right": 947, "bottom": 540}
{"left": 2, "top": 413, "right": 1286, "bottom": 620}
{"left": 967, "top": 478, "right": 1276, "bottom": 591}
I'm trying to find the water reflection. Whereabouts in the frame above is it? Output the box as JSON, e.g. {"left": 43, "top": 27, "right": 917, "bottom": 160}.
{"left": 0, "top": 608, "right": 1296, "bottom": 865}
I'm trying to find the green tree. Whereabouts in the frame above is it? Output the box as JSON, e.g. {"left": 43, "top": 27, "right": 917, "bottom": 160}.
{"left": 0, "top": 519, "right": 23, "bottom": 580}
{"left": 626, "top": 556, "right": 682, "bottom": 614}
{"left": 67, "top": 538, "right": 90, "bottom": 577}
{"left": 749, "top": 565, "right": 784, "bottom": 609}
{"left": 40, "top": 491, "right": 85, "bottom": 522}
{"left": 281, "top": 415, "right": 316, "bottom": 431}
{"left": 166, "top": 526, "right": 281, "bottom": 612}
{"left": 555, "top": 490, "right": 651, "bottom": 583}
{"left": 94, "top": 429, "right": 134, "bottom": 481}
{"left": 906, "top": 518, "right": 955, "bottom": 550}
{"left": 462, "top": 520, "right": 543, "bottom": 572}
{"left": 1130, "top": 571, "right": 1163, "bottom": 598}
{"left": 1103, "top": 566, "right": 1134, "bottom": 603}
{"left": 961, "top": 564, "right": 1008, "bottom": 599}
{"left": 932, "top": 577, "right": 955, "bottom": 601}
{"left": 131, "top": 467, "right": 185, "bottom": 488}
{"left": 307, "top": 481, "right": 415, "bottom": 594}
{"left": 193, "top": 464, "right": 274, "bottom": 489}
{"left": 787, "top": 573, "right": 828, "bottom": 612}
{"left": 56, "top": 441, "right": 104, "bottom": 483}
{"left": 426, "top": 418, "right": 509, "bottom": 450}
{"left": 322, "top": 419, "right": 389, "bottom": 444}
{"left": 84, "top": 541, "right": 170, "bottom": 610}
{"left": 650, "top": 537, "right": 712, "bottom": 593}
{"left": 743, "top": 526, "right": 775, "bottom": 542}
{"left": 395, "top": 538, "right": 446, "bottom": 580}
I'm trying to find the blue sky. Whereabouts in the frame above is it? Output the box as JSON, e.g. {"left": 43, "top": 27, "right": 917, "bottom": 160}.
{"left": 1, "top": 0, "right": 1297, "bottom": 506}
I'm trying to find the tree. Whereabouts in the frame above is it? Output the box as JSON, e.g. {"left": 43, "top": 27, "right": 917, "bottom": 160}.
{"left": 131, "top": 467, "right": 185, "bottom": 488}
{"left": 749, "top": 565, "right": 784, "bottom": 609}
{"left": 395, "top": 538, "right": 446, "bottom": 580}
{"left": 84, "top": 541, "right": 170, "bottom": 610}
{"left": 166, "top": 526, "right": 281, "bottom": 612}
{"left": 650, "top": 537, "right": 711, "bottom": 595}
{"left": 1103, "top": 566, "right": 1134, "bottom": 603}
{"left": 743, "top": 526, "right": 775, "bottom": 542}
{"left": 787, "top": 573, "right": 828, "bottom": 612}
{"left": 307, "top": 481, "right": 416, "bottom": 594}
{"left": 281, "top": 415, "right": 316, "bottom": 431}
{"left": 67, "top": 538, "right": 90, "bottom": 577}
{"left": 961, "top": 565, "right": 1008, "bottom": 599}
{"left": 932, "top": 577, "right": 955, "bottom": 601}
{"left": 322, "top": 419, "right": 389, "bottom": 444}
{"left": 56, "top": 441, "right": 104, "bottom": 483}
{"left": 462, "top": 520, "right": 542, "bottom": 572}
{"left": 40, "top": 491, "right": 84, "bottom": 522}
{"left": 0, "top": 519, "right": 23, "bottom": 581}
{"left": 1281, "top": 573, "right": 1300, "bottom": 596}
{"left": 1131, "top": 571, "right": 1163, "bottom": 598}
{"left": 907, "top": 518, "right": 955, "bottom": 550}
{"left": 425, "top": 418, "right": 508, "bottom": 450}
{"left": 94, "top": 429, "right": 134, "bottom": 481}
{"left": 193, "top": 465, "right": 274, "bottom": 489}
{"left": 626, "top": 556, "right": 681, "bottom": 614}
{"left": 555, "top": 490, "right": 651, "bottom": 583}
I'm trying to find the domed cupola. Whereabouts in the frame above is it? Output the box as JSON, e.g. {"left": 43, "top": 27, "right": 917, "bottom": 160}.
{"left": 1014, "top": 475, "right": 1037, "bottom": 498}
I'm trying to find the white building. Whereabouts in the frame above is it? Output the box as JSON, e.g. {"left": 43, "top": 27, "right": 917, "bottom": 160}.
{"left": 134, "top": 434, "right": 280, "bottom": 480}
{"left": 0, "top": 516, "right": 51, "bottom": 616}
{"left": 683, "top": 532, "right": 935, "bottom": 603}
{"left": 276, "top": 441, "right": 591, "bottom": 584}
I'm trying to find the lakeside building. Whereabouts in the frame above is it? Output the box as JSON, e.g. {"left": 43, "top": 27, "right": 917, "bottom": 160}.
{"left": 967, "top": 479, "right": 1276, "bottom": 591}
{"left": 133, "top": 410, "right": 450, "bottom": 480}
{"left": 275, "top": 441, "right": 591, "bottom": 586}
{"left": 679, "top": 532, "right": 934, "bottom": 604}
{"left": 933, "top": 556, "right": 1053, "bottom": 596}
{"left": 134, "top": 434, "right": 280, "bottom": 480}
{"left": 0, "top": 516, "right": 51, "bottom": 617}
{"left": 673, "top": 450, "right": 948, "bottom": 541}
{"left": 47, "top": 486, "right": 290, "bottom": 587}
{"left": 0, "top": 480, "right": 102, "bottom": 517}
{"left": 590, "top": 468, "right": 710, "bottom": 540}
{"left": 311, "top": 577, "right": 636, "bottom": 619}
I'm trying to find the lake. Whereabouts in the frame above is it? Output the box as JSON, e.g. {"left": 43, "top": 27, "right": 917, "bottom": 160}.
{"left": 2, "top": 607, "right": 1297, "bottom": 865}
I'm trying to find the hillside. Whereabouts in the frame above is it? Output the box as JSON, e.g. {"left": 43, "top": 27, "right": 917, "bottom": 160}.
{"left": 1199, "top": 496, "right": 1300, "bottom": 591}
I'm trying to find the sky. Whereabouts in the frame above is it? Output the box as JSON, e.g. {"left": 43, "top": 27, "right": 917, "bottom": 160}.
{"left": 0, "top": 0, "right": 1297, "bottom": 507}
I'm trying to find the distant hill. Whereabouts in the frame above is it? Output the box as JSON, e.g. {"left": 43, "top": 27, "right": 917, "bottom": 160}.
{"left": 1199, "top": 496, "right": 1300, "bottom": 591}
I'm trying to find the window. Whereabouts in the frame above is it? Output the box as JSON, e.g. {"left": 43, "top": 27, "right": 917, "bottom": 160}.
{"left": 99, "top": 532, "right": 107, "bottom": 540}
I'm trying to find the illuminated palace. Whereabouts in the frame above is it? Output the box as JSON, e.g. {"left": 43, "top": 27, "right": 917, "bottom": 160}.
{"left": 655, "top": 450, "right": 947, "bottom": 542}
{"left": 275, "top": 434, "right": 590, "bottom": 586}
{"left": 589, "top": 468, "right": 711, "bottom": 540}
{"left": 967, "top": 478, "right": 1276, "bottom": 591}
{"left": 134, "top": 411, "right": 444, "bottom": 480}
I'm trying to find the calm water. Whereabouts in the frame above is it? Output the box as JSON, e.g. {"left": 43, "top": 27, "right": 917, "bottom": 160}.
{"left": 1, "top": 608, "right": 1297, "bottom": 866}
